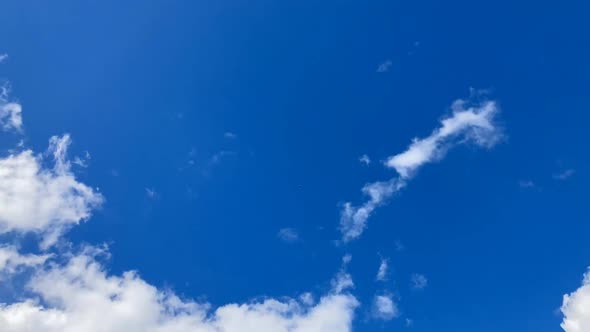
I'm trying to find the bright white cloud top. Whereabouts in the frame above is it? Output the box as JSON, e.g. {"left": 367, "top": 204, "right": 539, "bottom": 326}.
{"left": 340, "top": 96, "right": 502, "bottom": 242}
{"left": 561, "top": 269, "right": 590, "bottom": 332}
{"left": 0, "top": 134, "right": 103, "bottom": 248}
{"left": 0, "top": 247, "right": 358, "bottom": 332}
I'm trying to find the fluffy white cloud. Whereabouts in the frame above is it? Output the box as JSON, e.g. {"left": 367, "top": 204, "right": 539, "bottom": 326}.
{"left": 372, "top": 294, "right": 398, "bottom": 320}
{"left": 340, "top": 96, "right": 502, "bottom": 241}
{"left": 0, "top": 134, "right": 103, "bottom": 248}
{"left": 0, "top": 248, "right": 359, "bottom": 332}
{"left": 0, "top": 86, "right": 23, "bottom": 132}
{"left": 561, "top": 270, "right": 590, "bottom": 332}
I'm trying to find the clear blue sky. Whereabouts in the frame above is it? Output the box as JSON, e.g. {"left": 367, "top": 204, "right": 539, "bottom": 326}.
{"left": 1, "top": 1, "right": 589, "bottom": 331}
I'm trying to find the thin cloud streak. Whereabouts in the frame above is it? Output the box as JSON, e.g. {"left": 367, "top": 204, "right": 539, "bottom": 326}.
{"left": 340, "top": 94, "right": 502, "bottom": 242}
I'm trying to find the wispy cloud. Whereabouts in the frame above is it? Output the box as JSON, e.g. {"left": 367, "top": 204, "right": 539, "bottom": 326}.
{"left": 372, "top": 293, "right": 399, "bottom": 320}
{"left": 518, "top": 180, "right": 536, "bottom": 189}
{"left": 359, "top": 154, "right": 371, "bottom": 166}
{"left": 376, "top": 257, "right": 389, "bottom": 281}
{"left": 224, "top": 132, "right": 237, "bottom": 139}
{"left": 553, "top": 169, "right": 575, "bottom": 181}
{"left": 340, "top": 94, "right": 502, "bottom": 242}
{"left": 73, "top": 151, "right": 91, "bottom": 168}
{"left": 385, "top": 98, "right": 501, "bottom": 178}
{"left": 331, "top": 254, "right": 354, "bottom": 293}
{"left": 145, "top": 188, "right": 158, "bottom": 199}
{"left": 376, "top": 60, "right": 393, "bottom": 73}
{"left": 0, "top": 84, "right": 23, "bottom": 132}
{"left": 411, "top": 273, "right": 428, "bottom": 290}
{"left": 0, "top": 54, "right": 7, "bottom": 63}
{"left": 210, "top": 150, "right": 236, "bottom": 165}
{"left": 277, "top": 227, "right": 299, "bottom": 243}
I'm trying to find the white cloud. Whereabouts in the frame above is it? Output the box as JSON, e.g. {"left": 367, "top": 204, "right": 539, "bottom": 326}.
{"left": 340, "top": 95, "right": 502, "bottom": 241}
{"left": 372, "top": 294, "right": 399, "bottom": 320}
{"left": 376, "top": 258, "right": 389, "bottom": 281}
{"left": 0, "top": 248, "right": 359, "bottom": 332}
{"left": 0, "top": 73, "right": 360, "bottom": 332}
{"left": 0, "top": 134, "right": 103, "bottom": 248}
{"left": 561, "top": 269, "right": 590, "bottom": 332}
{"left": 339, "top": 178, "right": 405, "bottom": 242}
{"left": 386, "top": 99, "right": 501, "bottom": 178}
{"left": 0, "top": 54, "right": 7, "bottom": 63}
{"left": 277, "top": 228, "right": 299, "bottom": 243}
{"left": 359, "top": 154, "right": 371, "bottom": 166}
{"left": 145, "top": 188, "right": 158, "bottom": 199}
{"left": 224, "top": 132, "right": 237, "bottom": 139}
{"left": 0, "top": 246, "right": 50, "bottom": 274}
{"left": 411, "top": 273, "right": 428, "bottom": 290}
{"left": 0, "top": 85, "right": 23, "bottom": 132}
{"left": 554, "top": 169, "right": 575, "bottom": 181}
{"left": 518, "top": 180, "right": 535, "bottom": 189}
{"left": 72, "top": 151, "right": 91, "bottom": 168}
{"left": 377, "top": 60, "right": 393, "bottom": 73}
{"left": 331, "top": 255, "right": 354, "bottom": 294}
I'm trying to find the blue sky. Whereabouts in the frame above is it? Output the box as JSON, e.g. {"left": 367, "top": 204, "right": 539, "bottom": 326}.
{"left": 0, "top": 1, "right": 589, "bottom": 331}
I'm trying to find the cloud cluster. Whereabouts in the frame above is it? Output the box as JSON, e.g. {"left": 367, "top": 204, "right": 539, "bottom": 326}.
{"left": 0, "top": 82, "right": 359, "bottom": 332}
{"left": 0, "top": 248, "right": 358, "bottom": 332}
{"left": 340, "top": 96, "right": 502, "bottom": 241}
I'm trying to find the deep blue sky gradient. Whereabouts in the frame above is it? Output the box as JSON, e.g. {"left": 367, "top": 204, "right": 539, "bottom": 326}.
{"left": 1, "top": 1, "right": 590, "bottom": 331}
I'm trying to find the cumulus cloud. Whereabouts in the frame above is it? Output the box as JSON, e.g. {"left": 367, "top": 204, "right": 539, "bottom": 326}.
{"left": 0, "top": 248, "right": 359, "bottom": 332}
{"left": 0, "top": 71, "right": 360, "bottom": 332}
{"left": 0, "top": 85, "right": 23, "bottom": 132}
{"left": 340, "top": 95, "right": 502, "bottom": 241}
{"left": 561, "top": 269, "right": 590, "bottom": 332}
{"left": 0, "top": 134, "right": 103, "bottom": 248}
{"left": 372, "top": 294, "right": 399, "bottom": 320}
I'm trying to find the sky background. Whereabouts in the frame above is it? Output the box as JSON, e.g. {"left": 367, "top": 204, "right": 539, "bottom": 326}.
{"left": 1, "top": 1, "right": 590, "bottom": 331}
